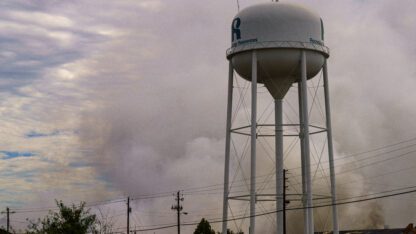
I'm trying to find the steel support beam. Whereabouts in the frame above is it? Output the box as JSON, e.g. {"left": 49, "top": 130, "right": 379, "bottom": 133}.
{"left": 222, "top": 61, "right": 234, "bottom": 234}
{"left": 323, "top": 59, "right": 339, "bottom": 234}
{"left": 249, "top": 50, "right": 258, "bottom": 234}
{"left": 275, "top": 99, "right": 284, "bottom": 234}
{"left": 299, "top": 50, "right": 314, "bottom": 234}
{"left": 298, "top": 81, "right": 308, "bottom": 234}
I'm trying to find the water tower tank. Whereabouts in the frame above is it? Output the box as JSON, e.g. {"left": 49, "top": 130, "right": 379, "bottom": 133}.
{"left": 227, "top": 2, "right": 329, "bottom": 99}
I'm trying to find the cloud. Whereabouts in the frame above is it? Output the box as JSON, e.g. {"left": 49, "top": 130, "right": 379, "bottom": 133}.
{"left": 6, "top": 11, "right": 74, "bottom": 28}
{"left": 0, "top": 0, "right": 124, "bottom": 219}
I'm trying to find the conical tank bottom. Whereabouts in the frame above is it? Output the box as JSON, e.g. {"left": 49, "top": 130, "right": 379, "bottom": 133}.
{"left": 263, "top": 76, "right": 295, "bottom": 100}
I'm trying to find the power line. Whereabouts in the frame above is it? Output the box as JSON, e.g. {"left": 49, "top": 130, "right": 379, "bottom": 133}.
{"left": 11, "top": 144, "right": 416, "bottom": 216}
{"left": 6, "top": 137, "right": 416, "bottom": 222}
{"left": 8, "top": 173, "right": 415, "bottom": 232}
{"left": 184, "top": 136, "right": 416, "bottom": 196}
{"left": 175, "top": 146, "right": 416, "bottom": 198}
{"left": 12, "top": 197, "right": 126, "bottom": 214}
{"left": 130, "top": 186, "right": 416, "bottom": 232}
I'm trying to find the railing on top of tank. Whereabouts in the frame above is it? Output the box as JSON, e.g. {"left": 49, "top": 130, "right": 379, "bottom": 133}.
{"left": 226, "top": 40, "right": 330, "bottom": 58}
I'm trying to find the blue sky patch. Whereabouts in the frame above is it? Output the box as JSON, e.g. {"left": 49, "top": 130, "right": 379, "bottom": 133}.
{"left": 25, "top": 130, "right": 60, "bottom": 138}
{"left": 0, "top": 151, "right": 36, "bottom": 159}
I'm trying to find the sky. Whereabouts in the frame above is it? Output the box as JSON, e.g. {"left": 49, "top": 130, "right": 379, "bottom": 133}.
{"left": 0, "top": 0, "right": 415, "bottom": 233}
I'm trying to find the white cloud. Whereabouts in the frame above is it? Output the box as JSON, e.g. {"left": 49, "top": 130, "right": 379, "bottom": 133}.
{"left": 137, "top": 0, "right": 165, "bottom": 12}
{"left": 7, "top": 11, "right": 74, "bottom": 28}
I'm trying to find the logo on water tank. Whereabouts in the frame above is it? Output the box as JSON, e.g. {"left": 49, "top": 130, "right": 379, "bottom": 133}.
{"left": 230, "top": 17, "right": 258, "bottom": 48}
{"left": 231, "top": 17, "right": 241, "bottom": 42}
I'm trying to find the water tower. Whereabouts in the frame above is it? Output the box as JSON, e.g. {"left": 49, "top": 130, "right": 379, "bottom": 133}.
{"left": 221, "top": 2, "right": 338, "bottom": 234}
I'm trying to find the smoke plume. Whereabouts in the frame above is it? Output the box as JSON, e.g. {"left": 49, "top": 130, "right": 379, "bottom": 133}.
{"left": 79, "top": 0, "right": 416, "bottom": 233}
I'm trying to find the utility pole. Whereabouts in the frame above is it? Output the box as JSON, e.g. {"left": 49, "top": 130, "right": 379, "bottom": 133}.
{"left": 282, "top": 169, "right": 291, "bottom": 234}
{"left": 1, "top": 207, "right": 15, "bottom": 233}
{"left": 171, "top": 191, "right": 184, "bottom": 234}
{"left": 127, "top": 197, "right": 131, "bottom": 234}
{"left": 7, "top": 207, "right": 10, "bottom": 233}
{"left": 283, "top": 170, "right": 287, "bottom": 234}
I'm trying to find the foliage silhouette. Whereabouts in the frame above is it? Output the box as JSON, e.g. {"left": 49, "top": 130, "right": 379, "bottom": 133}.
{"left": 194, "top": 218, "right": 215, "bottom": 234}
{"left": 26, "top": 200, "right": 96, "bottom": 234}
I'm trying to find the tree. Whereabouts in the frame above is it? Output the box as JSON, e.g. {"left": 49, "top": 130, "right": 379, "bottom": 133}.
{"left": 94, "top": 206, "right": 115, "bottom": 234}
{"left": 0, "top": 228, "right": 11, "bottom": 234}
{"left": 217, "top": 229, "right": 244, "bottom": 234}
{"left": 226, "top": 230, "right": 244, "bottom": 234}
{"left": 194, "top": 218, "right": 215, "bottom": 234}
{"left": 26, "top": 200, "right": 96, "bottom": 234}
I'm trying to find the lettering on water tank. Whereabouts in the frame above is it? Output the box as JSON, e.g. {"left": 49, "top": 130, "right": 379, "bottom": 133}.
{"left": 231, "top": 18, "right": 241, "bottom": 42}
{"left": 309, "top": 38, "right": 324, "bottom": 46}
{"left": 231, "top": 17, "right": 258, "bottom": 48}
{"left": 231, "top": 38, "right": 258, "bottom": 48}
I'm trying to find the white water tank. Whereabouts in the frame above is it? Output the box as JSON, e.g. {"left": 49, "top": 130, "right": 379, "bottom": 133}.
{"left": 227, "top": 2, "right": 329, "bottom": 99}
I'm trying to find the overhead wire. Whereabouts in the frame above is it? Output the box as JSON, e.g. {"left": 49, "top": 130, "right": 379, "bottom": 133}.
{"left": 116, "top": 137, "right": 416, "bottom": 201}
{"left": 187, "top": 136, "right": 416, "bottom": 197}
{"left": 129, "top": 186, "right": 416, "bottom": 232}
{"left": 12, "top": 197, "right": 126, "bottom": 214}
{"left": 6, "top": 135, "right": 416, "bottom": 231}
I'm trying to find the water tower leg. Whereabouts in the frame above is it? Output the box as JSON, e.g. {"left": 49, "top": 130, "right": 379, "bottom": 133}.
{"left": 275, "top": 99, "right": 284, "bottom": 234}
{"left": 222, "top": 61, "right": 234, "bottom": 234}
{"left": 322, "top": 60, "right": 339, "bottom": 234}
{"left": 249, "top": 50, "right": 258, "bottom": 234}
{"left": 298, "top": 81, "right": 308, "bottom": 234}
{"left": 299, "top": 50, "right": 314, "bottom": 234}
